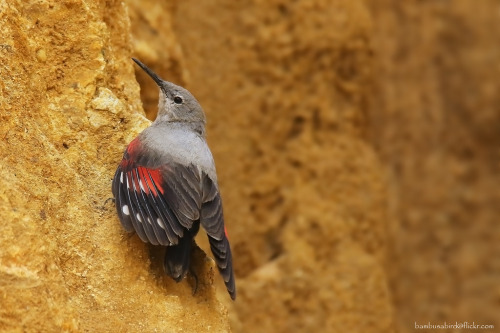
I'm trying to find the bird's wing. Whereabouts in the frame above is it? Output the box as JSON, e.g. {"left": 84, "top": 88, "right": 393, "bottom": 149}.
{"left": 112, "top": 161, "right": 188, "bottom": 246}
{"left": 112, "top": 138, "right": 236, "bottom": 299}
{"left": 112, "top": 136, "right": 193, "bottom": 246}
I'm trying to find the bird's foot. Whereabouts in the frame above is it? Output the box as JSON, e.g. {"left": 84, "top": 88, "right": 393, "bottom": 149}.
{"left": 103, "top": 197, "right": 115, "bottom": 206}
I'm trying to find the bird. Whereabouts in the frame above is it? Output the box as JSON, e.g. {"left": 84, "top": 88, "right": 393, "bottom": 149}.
{"left": 111, "top": 58, "right": 236, "bottom": 300}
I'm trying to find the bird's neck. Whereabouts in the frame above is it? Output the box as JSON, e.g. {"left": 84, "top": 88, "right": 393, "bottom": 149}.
{"left": 152, "top": 120, "right": 206, "bottom": 137}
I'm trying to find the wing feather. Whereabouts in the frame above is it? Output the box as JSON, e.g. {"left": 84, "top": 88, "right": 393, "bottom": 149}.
{"left": 113, "top": 169, "right": 134, "bottom": 232}
{"left": 133, "top": 168, "right": 169, "bottom": 245}
{"left": 123, "top": 171, "right": 149, "bottom": 243}
{"left": 112, "top": 151, "right": 236, "bottom": 299}
{"left": 127, "top": 171, "right": 158, "bottom": 245}
{"left": 162, "top": 164, "right": 201, "bottom": 226}
{"left": 144, "top": 169, "right": 184, "bottom": 240}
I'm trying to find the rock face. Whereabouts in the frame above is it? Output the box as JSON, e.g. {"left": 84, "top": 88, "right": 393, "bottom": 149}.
{"left": 370, "top": 1, "right": 500, "bottom": 331}
{"left": 128, "top": 0, "right": 395, "bottom": 332}
{"left": 0, "top": 1, "right": 229, "bottom": 332}
{"left": 9, "top": 1, "right": 495, "bottom": 333}
{"left": 128, "top": 1, "right": 500, "bottom": 332}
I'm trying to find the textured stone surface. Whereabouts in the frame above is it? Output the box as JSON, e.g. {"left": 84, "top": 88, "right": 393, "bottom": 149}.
{"left": 124, "top": 1, "right": 499, "bottom": 332}
{"left": 126, "top": 0, "right": 396, "bottom": 332}
{"left": 369, "top": 1, "right": 500, "bottom": 331}
{"left": 0, "top": 1, "right": 229, "bottom": 332}
{"left": 8, "top": 1, "right": 495, "bottom": 332}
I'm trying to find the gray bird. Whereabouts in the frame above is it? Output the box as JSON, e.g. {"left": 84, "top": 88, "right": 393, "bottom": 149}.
{"left": 112, "top": 58, "right": 236, "bottom": 300}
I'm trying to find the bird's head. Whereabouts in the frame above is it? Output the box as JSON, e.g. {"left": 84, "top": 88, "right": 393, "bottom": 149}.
{"left": 132, "top": 58, "right": 206, "bottom": 126}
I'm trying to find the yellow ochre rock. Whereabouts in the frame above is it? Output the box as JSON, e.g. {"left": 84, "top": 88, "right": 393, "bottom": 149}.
{"left": 1, "top": 0, "right": 405, "bottom": 332}
{"left": 0, "top": 1, "right": 230, "bottom": 332}
{"left": 126, "top": 0, "right": 395, "bottom": 332}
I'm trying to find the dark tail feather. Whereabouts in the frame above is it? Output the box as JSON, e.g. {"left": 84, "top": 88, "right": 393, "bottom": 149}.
{"left": 209, "top": 235, "right": 236, "bottom": 300}
{"left": 164, "top": 235, "right": 192, "bottom": 282}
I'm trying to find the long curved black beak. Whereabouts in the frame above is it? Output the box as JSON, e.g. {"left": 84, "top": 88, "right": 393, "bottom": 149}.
{"left": 132, "top": 58, "right": 164, "bottom": 87}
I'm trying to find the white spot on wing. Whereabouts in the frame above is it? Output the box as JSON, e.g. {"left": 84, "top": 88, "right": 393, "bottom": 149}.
{"left": 136, "top": 213, "right": 142, "bottom": 222}
{"left": 147, "top": 217, "right": 152, "bottom": 225}
{"left": 139, "top": 180, "right": 145, "bottom": 192}
{"left": 120, "top": 172, "right": 123, "bottom": 183}
{"left": 122, "top": 205, "right": 130, "bottom": 215}
{"left": 156, "top": 218, "right": 166, "bottom": 230}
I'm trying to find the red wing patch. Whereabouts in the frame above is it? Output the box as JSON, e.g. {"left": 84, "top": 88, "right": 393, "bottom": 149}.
{"left": 137, "top": 167, "right": 164, "bottom": 196}
{"left": 125, "top": 137, "right": 141, "bottom": 156}
{"left": 119, "top": 137, "right": 142, "bottom": 170}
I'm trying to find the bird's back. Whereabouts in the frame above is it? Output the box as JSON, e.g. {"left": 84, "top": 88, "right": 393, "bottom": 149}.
{"left": 139, "top": 122, "right": 218, "bottom": 182}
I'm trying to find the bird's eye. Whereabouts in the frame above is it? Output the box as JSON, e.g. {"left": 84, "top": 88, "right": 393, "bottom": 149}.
{"left": 173, "top": 96, "right": 183, "bottom": 104}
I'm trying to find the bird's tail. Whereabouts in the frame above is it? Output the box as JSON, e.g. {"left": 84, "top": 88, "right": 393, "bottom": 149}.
{"left": 208, "top": 234, "right": 236, "bottom": 300}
